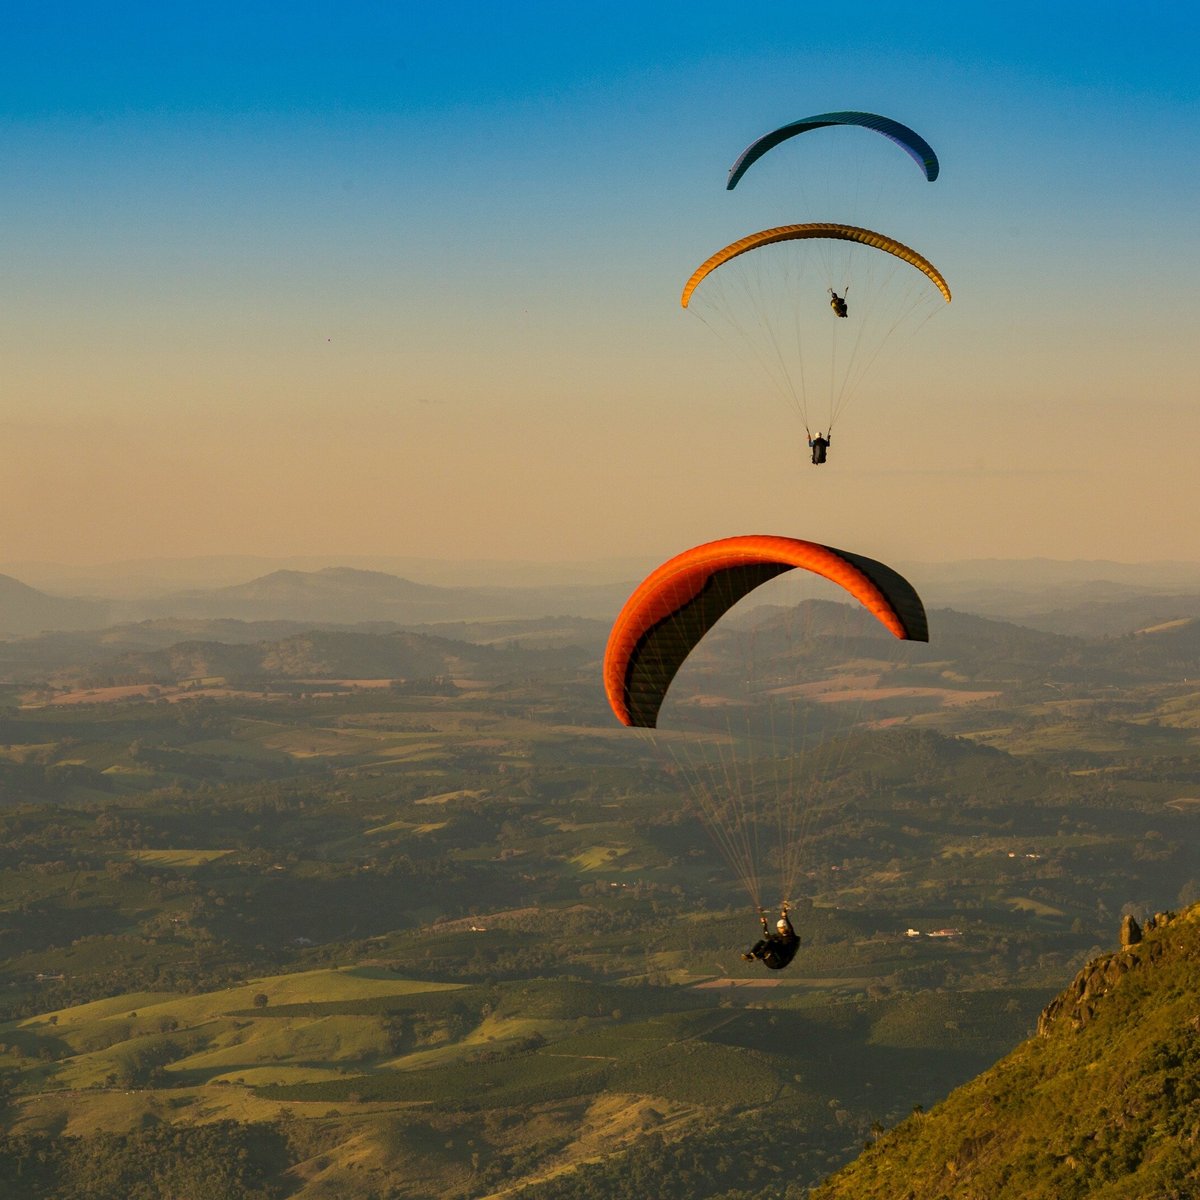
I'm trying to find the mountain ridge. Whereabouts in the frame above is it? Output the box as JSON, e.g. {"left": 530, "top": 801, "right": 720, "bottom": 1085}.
{"left": 8, "top": 559, "right": 1200, "bottom": 638}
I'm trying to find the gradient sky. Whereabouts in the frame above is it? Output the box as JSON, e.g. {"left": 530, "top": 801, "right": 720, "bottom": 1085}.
{"left": 3, "top": 3, "right": 1198, "bottom": 570}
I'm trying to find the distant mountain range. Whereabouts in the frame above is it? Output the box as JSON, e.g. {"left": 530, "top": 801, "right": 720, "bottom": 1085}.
{"left": 0, "top": 566, "right": 629, "bottom": 635}
{"left": 144, "top": 567, "right": 626, "bottom": 625}
{"left": 6, "top": 558, "right": 1200, "bottom": 640}
{"left": 0, "top": 553, "right": 657, "bottom": 595}
{"left": 965, "top": 591, "right": 1200, "bottom": 638}
{"left": 811, "top": 905, "right": 1200, "bottom": 1199}
{"left": 0, "top": 574, "right": 109, "bottom": 636}
{"left": 7, "top": 553, "right": 1200, "bottom": 596}
{"left": 6, "top": 599, "right": 1197, "bottom": 707}
{"left": 720, "top": 600, "right": 1200, "bottom": 685}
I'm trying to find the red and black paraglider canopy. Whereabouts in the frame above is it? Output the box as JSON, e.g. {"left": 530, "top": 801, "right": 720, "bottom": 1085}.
{"left": 604, "top": 535, "right": 928, "bottom": 730}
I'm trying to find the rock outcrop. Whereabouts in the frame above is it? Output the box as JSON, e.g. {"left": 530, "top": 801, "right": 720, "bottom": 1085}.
{"left": 1120, "top": 913, "right": 1142, "bottom": 947}
{"left": 1038, "top": 910, "right": 1175, "bottom": 1036}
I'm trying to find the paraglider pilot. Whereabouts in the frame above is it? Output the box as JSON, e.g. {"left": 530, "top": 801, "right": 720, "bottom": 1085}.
{"left": 829, "top": 288, "right": 848, "bottom": 318}
{"left": 808, "top": 431, "right": 830, "bottom": 465}
{"left": 742, "top": 906, "right": 799, "bottom": 971}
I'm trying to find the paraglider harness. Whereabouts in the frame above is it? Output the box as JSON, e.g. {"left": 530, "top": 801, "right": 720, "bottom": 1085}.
{"left": 829, "top": 286, "right": 849, "bottom": 318}
{"left": 807, "top": 428, "right": 831, "bottom": 465}
{"left": 743, "top": 907, "right": 800, "bottom": 971}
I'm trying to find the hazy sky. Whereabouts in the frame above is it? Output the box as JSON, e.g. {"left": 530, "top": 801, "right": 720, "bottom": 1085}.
{"left": 3, "top": 3, "right": 1198, "bottom": 569}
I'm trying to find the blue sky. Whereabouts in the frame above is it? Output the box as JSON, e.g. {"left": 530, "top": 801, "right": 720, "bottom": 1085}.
{"left": 6, "top": 5, "right": 1196, "bottom": 116}
{"left": 2, "top": 4, "right": 1198, "bottom": 566}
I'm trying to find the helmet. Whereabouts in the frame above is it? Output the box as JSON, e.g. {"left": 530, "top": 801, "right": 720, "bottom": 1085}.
{"left": 776, "top": 918, "right": 790, "bottom": 934}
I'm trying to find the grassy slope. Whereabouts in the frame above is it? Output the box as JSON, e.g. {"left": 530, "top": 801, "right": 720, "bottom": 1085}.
{"left": 4, "top": 969, "right": 463, "bottom": 1092}
{"left": 810, "top": 905, "right": 1200, "bottom": 1200}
